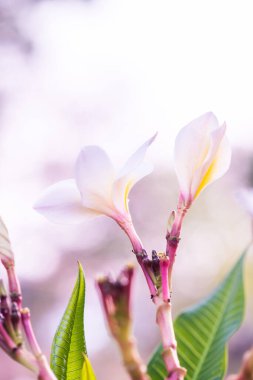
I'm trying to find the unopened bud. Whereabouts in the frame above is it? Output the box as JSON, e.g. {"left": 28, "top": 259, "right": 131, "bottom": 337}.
{"left": 97, "top": 265, "right": 136, "bottom": 337}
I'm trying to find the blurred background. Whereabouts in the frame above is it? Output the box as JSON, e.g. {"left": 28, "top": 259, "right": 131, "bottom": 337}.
{"left": 0, "top": 0, "right": 253, "bottom": 379}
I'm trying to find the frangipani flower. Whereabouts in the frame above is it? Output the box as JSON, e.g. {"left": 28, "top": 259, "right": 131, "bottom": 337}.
{"left": 237, "top": 188, "right": 253, "bottom": 217}
{"left": 34, "top": 135, "right": 156, "bottom": 229}
{"left": 174, "top": 112, "right": 231, "bottom": 208}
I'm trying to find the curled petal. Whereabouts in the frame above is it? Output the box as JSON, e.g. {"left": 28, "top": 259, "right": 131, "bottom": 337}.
{"left": 75, "top": 146, "right": 114, "bottom": 211}
{"left": 117, "top": 133, "right": 157, "bottom": 180}
{"left": 192, "top": 123, "right": 231, "bottom": 199}
{"left": 174, "top": 112, "right": 231, "bottom": 204}
{"left": 174, "top": 112, "right": 218, "bottom": 200}
{"left": 113, "top": 162, "right": 153, "bottom": 213}
{"left": 112, "top": 133, "right": 156, "bottom": 214}
{"left": 34, "top": 179, "right": 98, "bottom": 224}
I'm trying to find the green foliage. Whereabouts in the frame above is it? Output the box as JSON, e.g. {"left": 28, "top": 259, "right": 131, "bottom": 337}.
{"left": 81, "top": 355, "right": 97, "bottom": 380}
{"left": 148, "top": 254, "right": 245, "bottom": 380}
{"left": 51, "top": 262, "right": 87, "bottom": 380}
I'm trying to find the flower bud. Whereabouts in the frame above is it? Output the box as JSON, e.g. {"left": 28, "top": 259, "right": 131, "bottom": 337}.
{"left": 96, "top": 265, "right": 135, "bottom": 337}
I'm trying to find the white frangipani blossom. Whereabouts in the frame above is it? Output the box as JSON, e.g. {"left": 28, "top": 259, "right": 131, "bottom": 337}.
{"left": 174, "top": 112, "right": 231, "bottom": 207}
{"left": 237, "top": 188, "right": 253, "bottom": 217}
{"left": 34, "top": 135, "right": 156, "bottom": 227}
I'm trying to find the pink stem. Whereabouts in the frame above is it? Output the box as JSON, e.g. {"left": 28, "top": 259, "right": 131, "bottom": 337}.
{"left": 156, "top": 303, "right": 186, "bottom": 379}
{"left": 21, "top": 309, "right": 41, "bottom": 356}
{"left": 0, "top": 330, "right": 37, "bottom": 372}
{"left": 1, "top": 260, "right": 22, "bottom": 309}
{"left": 117, "top": 217, "right": 144, "bottom": 254}
{"left": 160, "top": 258, "right": 170, "bottom": 302}
{"left": 116, "top": 216, "right": 157, "bottom": 298}
{"left": 117, "top": 336, "right": 151, "bottom": 380}
{"left": 166, "top": 207, "right": 187, "bottom": 285}
{"left": 0, "top": 335, "right": 11, "bottom": 355}
{"left": 159, "top": 201, "right": 188, "bottom": 379}
{"left": 115, "top": 211, "right": 186, "bottom": 378}
{"left": 21, "top": 308, "right": 56, "bottom": 380}
{"left": 0, "top": 319, "right": 17, "bottom": 350}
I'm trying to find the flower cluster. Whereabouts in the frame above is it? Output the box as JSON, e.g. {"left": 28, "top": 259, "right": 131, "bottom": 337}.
{"left": 35, "top": 112, "right": 231, "bottom": 236}
{"left": 34, "top": 112, "right": 231, "bottom": 380}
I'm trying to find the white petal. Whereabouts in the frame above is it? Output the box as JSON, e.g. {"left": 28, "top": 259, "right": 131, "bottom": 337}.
{"left": 75, "top": 146, "right": 115, "bottom": 211}
{"left": 112, "top": 133, "right": 157, "bottom": 213}
{"left": 34, "top": 179, "right": 98, "bottom": 224}
{"left": 117, "top": 133, "right": 157, "bottom": 179}
{"left": 237, "top": 188, "right": 253, "bottom": 216}
{"left": 191, "top": 123, "right": 231, "bottom": 198}
{"left": 111, "top": 134, "right": 156, "bottom": 214}
{"left": 130, "top": 161, "right": 154, "bottom": 184}
{"left": 174, "top": 112, "right": 219, "bottom": 199}
{"left": 77, "top": 190, "right": 115, "bottom": 216}
{"left": 112, "top": 161, "right": 153, "bottom": 213}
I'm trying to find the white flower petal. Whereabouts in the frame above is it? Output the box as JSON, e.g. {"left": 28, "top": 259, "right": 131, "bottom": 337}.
{"left": 75, "top": 146, "right": 115, "bottom": 211}
{"left": 111, "top": 133, "right": 156, "bottom": 214}
{"left": 191, "top": 123, "right": 231, "bottom": 198}
{"left": 77, "top": 191, "right": 115, "bottom": 216}
{"left": 117, "top": 133, "right": 157, "bottom": 180}
{"left": 174, "top": 112, "right": 219, "bottom": 199}
{"left": 237, "top": 189, "right": 253, "bottom": 216}
{"left": 34, "top": 179, "right": 98, "bottom": 224}
{"left": 130, "top": 161, "right": 154, "bottom": 184}
{"left": 112, "top": 162, "right": 154, "bottom": 213}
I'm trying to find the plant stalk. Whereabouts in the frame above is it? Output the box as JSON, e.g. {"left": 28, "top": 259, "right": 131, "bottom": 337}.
{"left": 21, "top": 308, "right": 57, "bottom": 380}
{"left": 117, "top": 216, "right": 157, "bottom": 298}
{"left": 117, "top": 334, "right": 151, "bottom": 380}
{"left": 166, "top": 207, "right": 187, "bottom": 287}
{"left": 2, "top": 260, "right": 22, "bottom": 308}
{"left": 118, "top": 211, "right": 186, "bottom": 379}
{"left": 156, "top": 302, "right": 186, "bottom": 379}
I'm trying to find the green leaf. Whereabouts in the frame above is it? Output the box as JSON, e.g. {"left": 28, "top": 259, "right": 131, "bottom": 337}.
{"left": 148, "top": 254, "right": 245, "bottom": 380}
{"left": 81, "top": 355, "right": 97, "bottom": 380}
{"left": 51, "top": 262, "right": 86, "bottom": 380}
